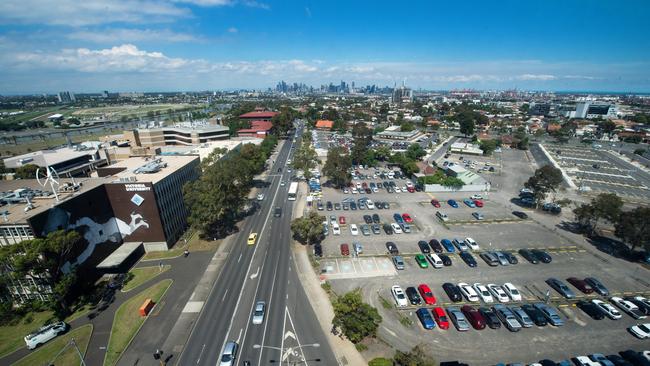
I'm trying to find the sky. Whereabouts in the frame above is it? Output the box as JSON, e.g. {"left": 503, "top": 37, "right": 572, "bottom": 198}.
{"left": 0, "top": 0, "right": 649, "bottom": 94}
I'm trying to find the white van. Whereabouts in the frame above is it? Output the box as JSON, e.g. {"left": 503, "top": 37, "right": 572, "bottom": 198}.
{"left": 24, "top": 321, "right": 68, "bottom": 349}
{"left": 436, "top": 211, "right": 449, "bottom": 222}
{"left": 427, "top": 253, "right": 444, "bottom": 268}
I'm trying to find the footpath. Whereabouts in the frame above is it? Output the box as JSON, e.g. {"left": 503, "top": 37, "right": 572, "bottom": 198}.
{"left": 291, "top": 183, "right": 368, "bottom": 366}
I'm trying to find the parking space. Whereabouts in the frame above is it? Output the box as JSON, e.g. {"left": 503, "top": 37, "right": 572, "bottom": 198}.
{"left": 435, "top": 150, "right": 503, "bottom": 176}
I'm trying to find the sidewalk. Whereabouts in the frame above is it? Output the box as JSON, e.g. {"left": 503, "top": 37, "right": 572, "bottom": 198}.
{"left": 291, "top": 183, "right": 367, "bottom": 366}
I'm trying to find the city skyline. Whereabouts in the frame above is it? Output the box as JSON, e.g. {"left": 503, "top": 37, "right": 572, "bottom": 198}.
{"left": 1, "top": 0, "right": 649, "bottom": 94}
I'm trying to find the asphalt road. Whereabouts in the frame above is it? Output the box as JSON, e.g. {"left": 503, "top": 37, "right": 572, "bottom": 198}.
{"left": 177, "top": 123, "right": 336, "bottom": 366}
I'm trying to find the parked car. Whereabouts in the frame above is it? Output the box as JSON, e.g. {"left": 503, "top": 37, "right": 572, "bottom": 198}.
{"left": 503, "top": 252, "right": 518, "bottom": 264}
{"left": 428, "top": 239, "right": 443, "bottom": 253}
{"left": 417, "top": 240, "right": 431, "bottom": 254}
{"left": 405, "top": 286, "right": 422, "bottom": 305}
{"left": 458, "top": 282, "right": 480, "bottom": 302}
{"left": 585, "top": 277, "right": 609, "bottom": 296}
{"left": 518, "top": 249, "right": 539, "bottom": 264}
{"left": 446, "top": 307, "right": 470, "bottom": 331}
{"left": 393, "top": 213, "right": 404, "bottom": 224}
{"left": 416, "top": 308, "right": 436, "bottom": 330}
{"left": 463, "top": 198, "right": 476, "bottom": 208}
{"left": 24, "top": 321, "right": 68, "bottom": 350}
{"left": 473, "top": 283, "right": 494, "bottom": 303}
{"left": 385, "top": 242, "right": 399, "bottom": 255}
{"left": 521, "top": 304, "right": 548, "bottom": 326}
{"left": 510, "top": 306, "right": 534, "bottom": 327}
{"left": 414, "top": 254, "right": 429, "bottom": 269}
{"left": 577, "top": 300, "right": 606, "bottom": 320}
{"left": 487, "top": 284, "right": 511, "bottom": 302}
{"left": 431, "top": 199, "right": 441, "bottom": 207}
{"left": 436, "top": 211, "right": 449, "bottom": 222}
{"left": 473, "top": 199, "right": 484, "bottom": 207}
{"left": 628, "top": 296, "right": 650, "bottom": 315}
{"left": 459, "top": 252, "right": 477, "bottom": 267}
{"left": 472, "top": 212, "right": 484, "bottom": 220}
{"left": 392, "top": 255, "right": 405, "bottom": 270}
{"left": 340, "top": 244, "right": 349, "bottom": 256}
{"left": 461, "top": 305, "right": 486, "bottom": 330}
{"left": 494, "top": 251, "right": 509, "bottom": 266}
{"left": 371, "top": 224, "right": 381, "bottom": 235}
{"left": 479, "top": 307, "right": 502, "bottom": 329}
{"left": 503, "top": 283, "right": 522, "bottom": 301}
{"left": 391, "top": 285, "right": 408, "bottom": 307}
{"left": 464, "top": 237, "right": 479, "bottom": 250}
{"left": 453, "top": 238, "right": 469, "bottom": 252}
{"left": 493, "top": 304, "right": 522, "bottom": 332}
{"left": 610, "top": 296, "right": 647, "bottom": 319}
{"left": 372, "top": 213, "right": 380, "bottom": 223}
{"left": 401, "top": 213, "right": 413, "bottom": 223}
{"left": 480, "top": 252, "right": 500, "bottom": 266}
{"left": 447, "top": 199, "right": 459, "bottom": 208}
{"left": 628, "top": 323, "right": 650, "bottom": 339}
{"left": 442, "top": 282, "right": 463, "bottom": 302}
{"left": 512, "top": 211, "right": 528, "bottom": 219}
{"left": 349, "top": 224, "right": 359, "bottom": 236}
{"left": 533, "top": 302, "right": 565, "bottom": 326}
{"left": 441, "top": 239, "right": 455, "bottom": 253}
{"left": 531, "top": 249, "right": 553, "bottom": 263}
{"left": 427, "top": 253, "right": 444, "bottom": 269}
{"left": 432, "top": 307, "right": 450, "bottom": 330}
{"left": 546, "top": 278, "right": 575, "bottom": 299}
{"left": 353, "top": 242, "right": 363, "bottom": 255}
{"left": 592, "top": 299, "right": 623, "bottom": 320}
{"left": 418, "top": 284, "right": 437, "bottom": 305}
{"left": 391, "top": 223, "right": 403, "bottom": 234}
{"left": 439, "top": 254, "right": 452, "bottom": 266}
{"left": 383, "top": 223, "right": 393, "bottom": 235}
{"left": 566, "top": 277, "right": 594, "bottom": 294}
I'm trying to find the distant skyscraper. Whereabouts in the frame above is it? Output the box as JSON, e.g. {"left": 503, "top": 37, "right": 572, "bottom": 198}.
{"left": 101, "top": 90, "right": 109, "bottom": 98}
{"left": 57, "top": 91, "right": 76, "bottom": 104}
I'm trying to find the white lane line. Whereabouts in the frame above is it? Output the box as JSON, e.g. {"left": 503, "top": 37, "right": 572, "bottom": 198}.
{"left": 221, "top": 289, "right": 229, "bottom": 302}
{"left": 256, "top": 255, "right": 280, "bottom": 366}
{"left": 285, "top": 308, "right": 307, "bottom": 365}
{"left": 220, "top": 136, "right": 296, "bottom": 360}
{"left": 195, "top": 344, "right": 205, "bottom": 364}
{"left": 237, "top": 328, "right": 243, "bottom": 343}
{"left": 238, "top": 253, "right": 243, "bottom": 263}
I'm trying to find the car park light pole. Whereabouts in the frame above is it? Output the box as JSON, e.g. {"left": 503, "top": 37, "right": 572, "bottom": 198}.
{"left": 48, "top": 338, "right": 87, "bottom": 366}
{"left": 253, "top": 343, "right": 320, "bottom": 365}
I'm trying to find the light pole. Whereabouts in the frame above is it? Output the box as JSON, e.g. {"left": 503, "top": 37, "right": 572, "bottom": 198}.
{"left": 253, "top": 343, "right": 320, "bottom": 365}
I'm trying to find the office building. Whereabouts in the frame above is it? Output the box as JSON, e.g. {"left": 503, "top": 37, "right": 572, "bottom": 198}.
{"left": 57, "top": 91, "right": 76, "bottom": 104}
{"left": 125, "top": 125, "right": 230, "bottom": 148}
{"left": 3, "top": 144, "right": 109, "bottom": 177}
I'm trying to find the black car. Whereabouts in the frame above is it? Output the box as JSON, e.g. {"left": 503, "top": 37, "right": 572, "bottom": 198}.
{"left": 576, "top": 300, "right": 606, "bottom": 320}
{"left": 439, "top": 254, "right": 452, "bottom": 266}
{"left": 314, "top": 244, "right": 323, "bottom": 257}
{"left": 363, "top": 215, "right": 373, "bottom": 224}
{"left": 512, "top": 211, "right": 528, "bottom": 219}
{"left": 619, "top": 350, "right": 650, "bottom": 366}
{"left": 442, "top": 282, "right": 463, "bottom": 302}
{"left": 502, "top": 252, "right": 518, "bottom": 264}
{"left": 326, "top": 201, "right": 333, "bottom": 211}
{"left": 606, "top": 355, "right": 635, "bottom": 366}
{"left": 372, "top": 214, "right": 380, "bottom": 223}
{"left": 521, "top": 304, "right": 548, "bottom": 326}
{"left": 405, "top": 287, "right": 422, "bottom": 305}
{"left": 350, "top": 202, "right": 357, "bottom": 210}
{"left": 385, "top": 242, "right": 399, "bottom": 255}
{"left": 459, "top": 252, "right": 477, "bottom": 267}
{"left": 531, "top": 249, "right": 552, "bottom": 263}
{"left": 539, "top": 360, "right": 558, "bottom": 366}
{"left": 518, "top": 249, "right": 539, "bottom": 264}
{"left": 383, "top": 223, "right": 393, "bottom": 235}
{"left": 627, "top": 297, "right": 650, "bottom": 315}
{"left": 478, "top": 307, "right": 501, "bottom": 329}
{"left": 273, "top": 206, "right": 282, "bottom": 217}
{"left": 384, "top": 202, "right": 390, "bottom": 209}
{"left": 428, "top": 239, "right": 443, "bottom": 253}
{"left": 418, "top": 240, "right": 431, "bottom": 254}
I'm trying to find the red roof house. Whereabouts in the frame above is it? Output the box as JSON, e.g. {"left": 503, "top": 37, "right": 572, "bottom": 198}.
{"left": 239, "top": 111, "right": 279, "bottom": 121}
{"left": 315, "top": 120, "right": 334, "bottom": 130}
{"left": 237, "top": 120, "right": 274, "bottom": 137}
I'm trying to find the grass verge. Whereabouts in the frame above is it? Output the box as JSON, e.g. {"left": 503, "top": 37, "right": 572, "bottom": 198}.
{"left": 0, "top": 311, "right": 57, "bottom": 358}
{"left": 122, "top": 265, "right": 171, "bottom": 292}
{"left": 104, "top": 279, "right": 173, "bottom": 366}
{"left": 142, "top": 232, "right": 215, "bottom": 260}
{"left": 13, "top": 324, "right": 93, "bottom": 366}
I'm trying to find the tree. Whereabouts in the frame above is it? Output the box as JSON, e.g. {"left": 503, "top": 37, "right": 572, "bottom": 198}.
{"left": 459, "top": 118, "right": 475, "bottom": 137}
{"left": 406, "top": 143, "right": 426, "bottom": 161}
{"left": 598, "top": 120, "right": 616, "bottom": 135}
{"left": 14, "top": 164, "right": 39, "bottom": 179}
{"left": 520, "top": 103, "right": 530, "bottom": 114}
{"left": 323, "top": 147, "right": 352, "bottom": 189}
{"left": 634, "top": 148, "right": 647, "bottom": 156}
{"left": 393, "top": 345, "right": 436, "bottom": 366}
{"left": 524, "top": 165, "right": 563, "bottom": 206}
{"left": 573, "top": 193, "right": 623, "bottom": 235}
{"left": 374, "top": 145, "right": 392, "bottom": 161}
{"left": 292, "top": 139, "right": 318, "bottom": 180}
{"left": 332, "top": 290, "right": 381, "bottom": 344}
{"left": 351, "top": 122, "right": 372, "bottom": 164}
{"left": 479, "top": 139, "right": 498, "bottom": 155}
{"left": 614, "top": 206, "right": 650, "bottom": 252}
{"left": 400, "top": 122, "right": 415, "bottom": 132}
{"left": 290, "top": 211, "right": 325, "bottom": 245}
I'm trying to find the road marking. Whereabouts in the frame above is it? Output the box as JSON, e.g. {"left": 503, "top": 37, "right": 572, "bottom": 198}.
{"left": 222, "top": 289, "right": 229, "bottom": 302}
{"left": 256, "top": 253, "right": 281, "bottom": 366}
{"left": 237, "top": 328, "right": 243, "bottom": 343}
{"left": 250, "top": 266, "right": 260, "bottom": 279}
{"left": 195, "top": 344, "right": 205, "bottom": 364}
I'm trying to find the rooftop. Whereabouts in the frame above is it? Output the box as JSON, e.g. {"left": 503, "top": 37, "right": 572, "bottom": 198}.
{"left": 107, "top": 155, "right": 199, "bottom": 184}
{"left": 138, "top": 124, "right": 228, "bottom": 134}
{"left": 239, "top": 111, "right": 279, "bottom": 119}
{"left": 4, "top": 146, "right": 101, "bottom": 169}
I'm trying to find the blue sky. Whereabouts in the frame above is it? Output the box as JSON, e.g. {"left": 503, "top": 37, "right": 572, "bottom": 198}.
{"left": 0, "top": 0, "right": 649, "bottom": 93}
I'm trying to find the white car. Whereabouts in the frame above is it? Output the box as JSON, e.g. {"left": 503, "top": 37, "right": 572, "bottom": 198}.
{"left": 487, "top": 284, "right": 510, "bottom": 303}
{"left": 332, "top": 223, "right": 341, "bottom": 235}
{"left": 351, "top": 187, "right": 358, "bottom": 194}
{"left": 573, "top": 356, "right": 600, "bottom": 366}
{"left": 394, "top": 187, "right": 401, "bottom": 193}
{"left": 366, "top": 200, "right": 375, "bottom": 210}
{"left": 592, "top": 299, "right": 622, "bottom": 320}
{"left": 610, "top": 296, "right": 647, "bottom": 319}
{"left": 349, "top": 224, "right": 359, "bottom": 236}
{"left": 464, "top": 237, "right": 479, "bottom": 251}
{"left": 472, "top": 283, "right": 494, "bottom": 303}
{"left": 343, "top": 188, "right": 350, "bottom": 194}
{"left": 391, "top": 223, "right": 403, "bottom": 234}
{"left": 503, "top": 283, "right": 522, "bottom": 301}
{"left": 391, "top": 285, "right": 408, "bottom": 307}
{"left": 470, "top": 194, "right": 483, "bottom": 200}
{"left": 256, "top": 193, "right": 264, "bottom": 201}
{"left": 458, "top": 282, "right": 480, "bottom": 302}
{"left": 628, "top": 323, "right": 650, "bottom": 339}
{"left": 427, "top": 253, "right": 443, "bottom": 269}
{"left": 280, "top": 181, "right": 286, "bottom": 186}
{"left": 252, "top": 301, "right": 266, "bottom": 325}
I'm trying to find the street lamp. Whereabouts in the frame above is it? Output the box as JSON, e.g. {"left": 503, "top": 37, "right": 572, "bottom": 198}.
{"left": 253, "top": 343, "right": 320, "bottom": 365}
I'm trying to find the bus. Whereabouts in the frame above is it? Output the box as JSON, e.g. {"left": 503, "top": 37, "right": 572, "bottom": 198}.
{"left": 287, "top": 182, "right": 299, "bottom": 201}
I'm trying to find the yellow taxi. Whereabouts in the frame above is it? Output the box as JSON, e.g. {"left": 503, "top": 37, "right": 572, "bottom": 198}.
{"left": 247, "top": 232, "right": 258, "bottom": 245}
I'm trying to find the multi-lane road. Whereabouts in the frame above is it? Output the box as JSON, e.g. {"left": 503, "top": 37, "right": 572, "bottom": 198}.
{"left": 178, "top": 122, "right": 336, "bottom": 366}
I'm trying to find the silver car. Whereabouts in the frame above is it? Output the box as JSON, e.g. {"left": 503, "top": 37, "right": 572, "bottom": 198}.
{"left": 219, "top": 341, "right": 238, "bottom": 366}
{"left": 510, "top": 306, "right": 534, "bottom": 328}
{"left": 533, "top": 302, "right": 565, "bottom": 326}
{"left": 494, "top": 251, "right": 509, "bottom": 266}
{"left": 252, "top": 301, "right": 266, "bottom": 325}
{"left": 446, "top": 306, "right": 470, "bottom": 331}
{"left": 493, "top": 304, "right": 522, "bottom": 332}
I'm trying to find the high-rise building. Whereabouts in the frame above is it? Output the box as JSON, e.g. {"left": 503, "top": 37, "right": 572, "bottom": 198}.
{"left": 57, "top": 91, "right": 76, "bottom": 104}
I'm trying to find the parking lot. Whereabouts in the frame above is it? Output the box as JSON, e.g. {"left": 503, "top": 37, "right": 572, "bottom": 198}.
{"left": 544, "top": 144, "right": 650, "bottom": 201}
{"left": 313, "top": 162, "right": 650, "bottom": 364}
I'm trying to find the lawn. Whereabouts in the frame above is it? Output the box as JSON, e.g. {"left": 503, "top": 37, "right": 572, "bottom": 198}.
{"left": 142, "top": 231, "right": 216, "bottom": 260}
{"left": 121, "top": 265, "right": 171, "bottom": 292}
{"left": 0, "top": 311, "right": 57, "bottom": 358}
{"left": 104, "top": 279, "right": 173, "bottom": 366}
{"left": 12, "top": 324, "right": 93, "bottom": 366}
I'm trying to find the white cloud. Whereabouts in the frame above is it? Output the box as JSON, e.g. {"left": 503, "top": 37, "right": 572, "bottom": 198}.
{"left": 68, "top": 28, "right": 200, "bottom": 43}
{"left": 227, "top": 27, "right": 238, "bottom": 33}
{"left": 0, "top": 0, "right": 191, "bottom": 26}
{"left": 240, "top": 0, "right": 269, "bottom": 9}
{"left": 516, "top": 74, "right": 557, "bottom": 81}
{"left": 173, "top": 0, "right": 231, "bottom": 6}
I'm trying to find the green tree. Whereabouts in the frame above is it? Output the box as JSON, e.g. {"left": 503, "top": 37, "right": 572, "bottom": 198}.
{"left": 292, "top": 139, "right": 318, "bottom": 180}
{"left": 374, "top": 145, "right": 392, "bottom": 161}
{"left": 351, "top": 122, "right": 372, "bottom": 164}
{"left": 598, "top": 120, "right": 616, "bottom": 135}
{"left": 400, "top": 122, "right": 415, "bottom": 132}
{"left": 520, "top": 103, "right": 530, "bottom": 114}
{"left": 393, "top": 345, "right": 436, "bottom": 366}
{"left": 614, "top": 206, "right": 650, "bottom": 252}
{"left": 323, "top": 147, "right": 352, "bottom": 188}
{"left": 332, "top": 290, "right": 381, "bottom": 344}
{"left": 573, "top": 193, "right": 623, "bottom": 235}
{"left": 14, "top": 164, "right": 39, "bottom": 179}
{"left": 459, "top": 117, "right": 475, "bottom": 137}
{"left": 406, "top": 143, "right": 426, "bottom": 161}
{"left": 524, "top": 165, "right": 563, "bottom": 206}
{"left": 479, "top": 139, "right": 498, "bottom": 155}
{"left": 290, "top": 211, "right": 325, "bottom": 245}
{"left": 517, "top": 136, "right": 530, "bottom": 150}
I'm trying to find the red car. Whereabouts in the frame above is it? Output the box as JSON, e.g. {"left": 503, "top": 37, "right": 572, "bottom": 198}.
{"left": 402, "top": 213, "right": 413, "bottom": 223}
{"left": 340, "top": 244, "right": 349, "bottom": 256}
{"left": 431, "top": 199, "right": 441, "bottom": 207}
{"left": 432, "top": 307, "right": 449, "bottom": 329}
{"left": 461, "top": 305, "right": 486, "bottom": 330}
{"left": 566, "top": 277, "right": 594, "bottom": 294}
{"left": 407, "top": 186, "right": 415, "bottom": 193}
{"left": 473, "top": 199, "right": 484, "bottom": 207}
{"left": 418, "top": 284, "right": 437, "bottom": 305}
{"left": 339, "top": 216, "right": 346, "bottom": 225}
